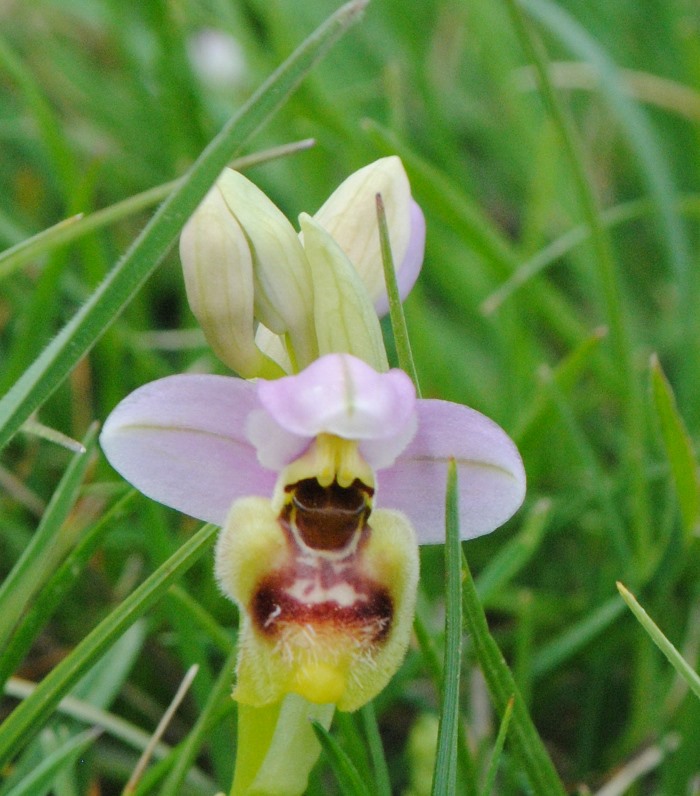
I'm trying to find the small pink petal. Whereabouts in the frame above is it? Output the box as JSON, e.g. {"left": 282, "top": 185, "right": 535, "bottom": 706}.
{"left": 100, "top": 374, "right": 275, "bottom": 525}
{"left": 377, "top": 399, "right": 526, "bottom": 543}
{"left": 246, "top": 408, "right": 310, "bottom": 470}
{"left": 256, "top": 354, "right": 417, "bottom": 449}
{"left": 374, "top": 200, "right": 426, "bottom": 317}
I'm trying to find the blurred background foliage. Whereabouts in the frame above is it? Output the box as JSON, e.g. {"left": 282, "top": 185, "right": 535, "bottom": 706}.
{"left": 1, "top": 0, "right": 700, "bottom": 793}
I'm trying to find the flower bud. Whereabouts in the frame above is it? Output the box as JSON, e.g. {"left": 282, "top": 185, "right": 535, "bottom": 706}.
{"left": 300, "top": 213, "right": 388, "bottom": 373}
{"left": 180, "top": 183, "right": 279, "bottom": 378}
{"left": 313, "top": 156, "right": 425, "bottom": 315}
{"left": 180, "top": 169, "right": 318, "bottom": 377}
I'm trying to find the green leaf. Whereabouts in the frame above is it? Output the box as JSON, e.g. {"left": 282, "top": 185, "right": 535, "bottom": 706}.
{"left": 476, "top": 498, "right": 551, "bottom": 603}
{"left": 0, "top": 424, "right": 99, "bottom": 656}
{"left": 532, "top": 596, "right": 626, "bottom": 679}
{"left": 2, "top": 729, "right": 99, "bottom": 796}
{"left": 479, "top": 697, "right": 515, "bottom": 796}
{"left": 376, "top": 192, "right": 420, "bottom": 393}
{"left": 0, "top": 490, "right": 136, "bottom": 694}
{"left": 158, "top": 647, "right": 238, "bottom": 796}
{"left": 0, "top": 523, "right": 219, "bottom": 768}
{"left": 521, "top": 0, "right": 692, "bottom": 295}
{"left": 431, "top": 460, "right": 461, "bottom": 796}
{"left": 461, "top": 550, "right": 566, "bottom": 794}
{"left": 505, "top": 0, "right": 650, "bottom": 555}
{"left": 650, "top": 354, "right": 700, "bottom": 539}
{"left": 0, "top": 140, "right": 315, "bottom": 284}
{"left": 70, "top": 621, "right": 146, "bottom": 708}
{"left": 360, "top": 703, "right": 391, "bottom": 796}
{"left": 618, "top": 582, "right": 700, "bottom": 701}
{"left": 311, "top": 720, "right": 373, "bottom": 796}
{"left": 0, "top": 0, "right": 368, "bottom": 452}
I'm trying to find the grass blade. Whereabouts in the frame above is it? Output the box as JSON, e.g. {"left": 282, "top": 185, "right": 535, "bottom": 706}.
{"left": 479, "top": 696, "right": 515, "bottom": 796}
{"left": 0, "top": 424, "right": 98, "bottom": 655}
{"left": 158, "top": 648, "right": 237, "bottom": 796}
{"left": 2, "top": 729, "right": 100, "bottom": 796}
{"left": 476, "top": 498, "right": 551, "bottom": 604}
{"left": 0, "top": 523, "right": 219, "bottom": 768}
{"left": 617, "top": 582, "right": 700, "bottom": 702}
{"left": 431, "top": 460, "right": 462, "bottom": 796}
{"left": 532, "top": 596, "right": 626, "bottom": 679}
{"left": 359, "top": 703, "right": 391, "bottom": 796}
{"left": 0, "top": 491, "right": 136, "bottom": 694}
{"left": 521, "top": 0, "right": 691, "bottom": 291}
{"left": 311, "top": 720, "right": 373, "bottom": 796}
{"left": 376, "top": 192, "right": 420, "bottom": 393}
{"left": 0, "top": 139, "right": 315, "bottom": 283}
{"left": 461, "top": 549, "right": 566, "bottom": 794}
{"left": 650, "top": 354, "right": 700, "bottom": 540}
{"left": 0, "top": 1, "right": 367, "bottom": 452}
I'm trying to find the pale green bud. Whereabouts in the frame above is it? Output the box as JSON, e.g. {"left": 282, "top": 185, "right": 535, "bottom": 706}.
{"left": 180, "top": 169, "right": 318, "bottom": 377}
{"left": 313, "top": 156, "right": 412, "bottom": 304}
{"left": 180, "top": 183, "right": 282, "bottom": 378}
{"left": 216, "top": 169, "right": 318, "bottom": 368}
{"left": 299, "top": 213, "right": 388, "bottom": 373}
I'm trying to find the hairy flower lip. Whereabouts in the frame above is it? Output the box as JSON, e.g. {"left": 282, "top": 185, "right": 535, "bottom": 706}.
{"left": 100, "top": 354, "right": 526, "bottom": 543}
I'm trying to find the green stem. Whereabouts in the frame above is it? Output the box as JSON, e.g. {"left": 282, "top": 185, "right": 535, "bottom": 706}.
{"left": 231, "top": 696, "right": 334, "bottom": 795}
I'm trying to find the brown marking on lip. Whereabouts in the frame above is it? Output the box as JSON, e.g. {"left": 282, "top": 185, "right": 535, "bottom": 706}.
{"left": 281, "top": 478, "right": 374, "bottom": 551}
{"left": 251, "top": 574, "right": 393, "bottom": 644}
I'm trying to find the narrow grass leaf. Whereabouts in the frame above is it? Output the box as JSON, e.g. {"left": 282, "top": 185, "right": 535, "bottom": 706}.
{"left": 167, "top": 585, "right": 235, "bottom": 654}
{"left": 506, "top": 0, "right": 652, "bottom": 556}
{"left": 3, "top": 679, "right": 218, "bottom": 794}
{"left": 514, "top": 327, "right": 608, "bottom": 443}
{"left": 376, "top": 193, "right": 420, "bottom": 394}
{"left": 479, "top": 696, "right": 515, "bottom": 796}
{"left": 617, "top": 582, "right": 700, "bottom": 701}
{"left": 476, "top": 498, "right": 551, "bottom": 604}
{"left": 481, "top": 198, "right": 651, "bottom": 314}
{"left": 72, "top": 621, "right": 146, "bottom": 707}
{"left": 0, "top": 1, "right": 367, "bottom": 452}
{"left": 0, "top": 139, "right": 315, "bottom": 283}
{"left": 532, "top": 596, "right": 626, "bottom": 678}
{"left": 311, "top": 721, "right": 373, "bottom": 796}
{"left": 333, "top": 713, "right": 373, "bottom": 786}
{"left": 0, "top": 490, "right": 136, "bottom": 694}
{"left": 536, "top": 365, "right": 632, "bottom": 566}
{"left": 158, "top": 649, "right": 237, "bottom": 796}
{"left": 0, "top": 523, "right": 219, "bottom": 768}
{"left": 364, "top": 119, "right": 587, "bottom": 345}
{"left": 461, "top": 551, "right": 566, "bottom": 794}
{"left": 521, "top": 0, "right": 691, "bottom": 291}
{"left": 431, "top": 460, "right": 462, "bottom": 796}
{"left": 2, "top": 729, "right": 99, "bottom": 796}
{"left": 0, "top": 424, "right": 98, "bottom": 655}
{"left": 650, "top": 354, "right": 700, "bottom": 539}
{"left": 360, "top": 703, "right": 391, "bottom": 796}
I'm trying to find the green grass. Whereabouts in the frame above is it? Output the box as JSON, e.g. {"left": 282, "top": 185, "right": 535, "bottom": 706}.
{"left": 2, "top": 0, "right": 700, "bottom": 793}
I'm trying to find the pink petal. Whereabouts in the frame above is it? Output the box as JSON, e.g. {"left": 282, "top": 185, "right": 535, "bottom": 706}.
{"left": 257, "top": 354, "right": 417, "bottom": 446}
{"left": 377, "top": 399, "right": 526, "bottom": 543}
{"left": 100, "top": 374, "right": 275, "bottom": 525}
{"left": 374, "top": 200, "right": 426, "bottom": 317}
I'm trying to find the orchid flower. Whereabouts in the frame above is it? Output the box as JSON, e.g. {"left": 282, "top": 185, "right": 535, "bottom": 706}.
{"left": 101, "top": 353, "right": 525, "bottom": 709}
{"left": 101, "top": 156, "right": 524, "bottom": 794}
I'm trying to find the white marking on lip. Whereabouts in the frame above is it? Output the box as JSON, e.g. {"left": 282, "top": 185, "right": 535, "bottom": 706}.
{"left": 285, "top": 579, "right": 364, "bottom": 607}
{"left": 264, "top": 604, "right": 282, "bottom": 627}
